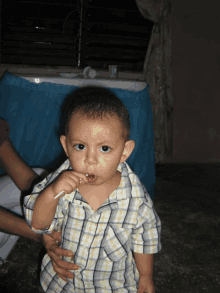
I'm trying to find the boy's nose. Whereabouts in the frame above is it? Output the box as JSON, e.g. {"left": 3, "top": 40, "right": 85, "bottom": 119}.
{"left": 85, "top": 149, "right": 98, "bottom": 164}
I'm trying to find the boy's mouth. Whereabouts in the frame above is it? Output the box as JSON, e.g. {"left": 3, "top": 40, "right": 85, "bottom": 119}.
{"left": 86, "top": 174, "right": 97, "bottom": 182}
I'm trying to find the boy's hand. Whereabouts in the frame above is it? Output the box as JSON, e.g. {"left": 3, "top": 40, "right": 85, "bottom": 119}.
{"left": 137, "top": 275, "right": 155, "bottom": 293}
{"left": 42, "top": 230, "right": 80, "bottom": 282}
{"left": 51, "top": 170, "right": 88, "bottom": 197}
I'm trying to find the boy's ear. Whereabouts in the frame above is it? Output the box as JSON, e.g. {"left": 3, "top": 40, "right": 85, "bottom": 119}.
{"left": 60, "top": 135, "right": 68, "bottom": 157}
{"left": 120, "top": 140, "right": 135, "bottom": 163}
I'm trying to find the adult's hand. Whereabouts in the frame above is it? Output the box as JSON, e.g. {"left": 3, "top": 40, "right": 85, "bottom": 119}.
{"left": 42, "top": 230, "right": 80, "bottom": 282}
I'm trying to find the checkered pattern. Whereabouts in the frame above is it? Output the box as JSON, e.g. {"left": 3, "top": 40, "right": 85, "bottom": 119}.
{"left": 24, "top": 160, "right": 162, "bottom": 292}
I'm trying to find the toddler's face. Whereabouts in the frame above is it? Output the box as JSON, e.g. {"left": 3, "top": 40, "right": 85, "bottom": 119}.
{"left": 60, "top": 112, "right": 134, "bottom": 186}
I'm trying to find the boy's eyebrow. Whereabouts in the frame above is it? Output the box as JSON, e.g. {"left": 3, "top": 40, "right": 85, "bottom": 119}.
{"left": 71, "top": 139, "right": 86, "bottom": 145}
{"left": 97, "top": 141, "right": 115, "bottom": 145}
{"left": 71, "top": 139, "right": 115, "bottom": 145}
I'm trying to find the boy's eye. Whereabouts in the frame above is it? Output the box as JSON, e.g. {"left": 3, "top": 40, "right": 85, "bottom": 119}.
{"left": 74, "top": 144, "right": 86, "bottom": 151}
{"left": 100, "top": 146, "right": 111, "bottom": 153}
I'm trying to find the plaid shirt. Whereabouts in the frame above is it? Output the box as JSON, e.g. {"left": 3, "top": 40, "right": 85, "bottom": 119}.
{"left": 24, "top": 160, "right": 162, "bottom": 293}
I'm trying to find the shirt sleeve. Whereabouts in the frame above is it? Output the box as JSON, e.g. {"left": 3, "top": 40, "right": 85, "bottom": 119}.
{"left": 131, "top": 192, "right": 162, "bottom": 254}
{"left": 23, "top": 170, "right": 66, "bottom": 235}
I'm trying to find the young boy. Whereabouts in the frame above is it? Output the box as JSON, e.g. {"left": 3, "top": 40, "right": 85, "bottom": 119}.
{"left": 24, "top": 86, "right": 162, "bottom": 293}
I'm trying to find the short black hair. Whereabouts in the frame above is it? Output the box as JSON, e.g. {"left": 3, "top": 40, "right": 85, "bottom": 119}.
{"left": 60, "top": 86, "right": 130, "bottom": 141}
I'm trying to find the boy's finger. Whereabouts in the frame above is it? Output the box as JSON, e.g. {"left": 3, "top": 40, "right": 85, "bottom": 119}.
{"left": 70, "top": 171, "right": 88, "bottom": 183}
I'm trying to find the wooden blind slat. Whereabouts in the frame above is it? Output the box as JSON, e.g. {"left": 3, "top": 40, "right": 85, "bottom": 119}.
{"left": 1, "top": 41, "right": 75, "bottom": 51}
{"left": 3, "top": 33, "right": 76, "bottom": 45}
{"left": 2, "top": 55, "right": 77, "bottom": 66}
{"left": 3, "top": 17, "right": 79, "bottom": 27}
{"left": 87, "top": 23, "right": 151, "bottom": 34}
{"left": 4, "top": 26, "right": 77, "bottom": 35}
{"left": 5, "top": 1, "right": 78, "bottom": 8}
{"left": 86, "top": 52, "right": 145, "bottom": 60}
{"left": 87, "top": 36, "right": 149, "bottom": 47}
{"left": 1, "top": 48, "right": 75, "bottom": 58}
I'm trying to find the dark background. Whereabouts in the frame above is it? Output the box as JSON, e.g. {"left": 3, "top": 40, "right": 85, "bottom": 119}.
{"left": 1, "top": 0, "right": 153, "bottom": 69}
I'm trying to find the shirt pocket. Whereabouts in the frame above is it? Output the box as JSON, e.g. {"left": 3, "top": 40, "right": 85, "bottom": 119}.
{"left": 102, "top": 223, "right": 132, "bottom": 263}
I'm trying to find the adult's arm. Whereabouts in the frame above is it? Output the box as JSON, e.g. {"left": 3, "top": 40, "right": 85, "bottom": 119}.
{"left": 0, "top": 138, "right": 40, "bottom": 193}
{"left": 0, "top": 206, "right": 42, "bottom": 243}
{"left": 0, "top": 119, "right": 78, "bottom": 280}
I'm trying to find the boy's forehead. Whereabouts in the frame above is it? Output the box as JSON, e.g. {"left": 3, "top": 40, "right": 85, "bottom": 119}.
{"left": 70, "top": 111, "right": 121, "bottom": 125}
{"left": 69, "top": 111, "right": 124, "bottom": 136}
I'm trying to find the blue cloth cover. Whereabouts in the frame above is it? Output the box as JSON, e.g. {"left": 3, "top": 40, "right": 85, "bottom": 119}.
{"left": 0, "top": 72, "right": 155, "bottom": 199}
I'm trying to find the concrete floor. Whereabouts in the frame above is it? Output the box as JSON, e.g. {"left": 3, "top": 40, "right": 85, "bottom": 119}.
{"left": 0, "top": 163, "right": 220, "bottom": 293}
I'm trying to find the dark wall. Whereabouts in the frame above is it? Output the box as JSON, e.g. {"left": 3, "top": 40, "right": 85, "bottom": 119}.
{"left": 167, "top": 0, "right": 220, "bottom": 163}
